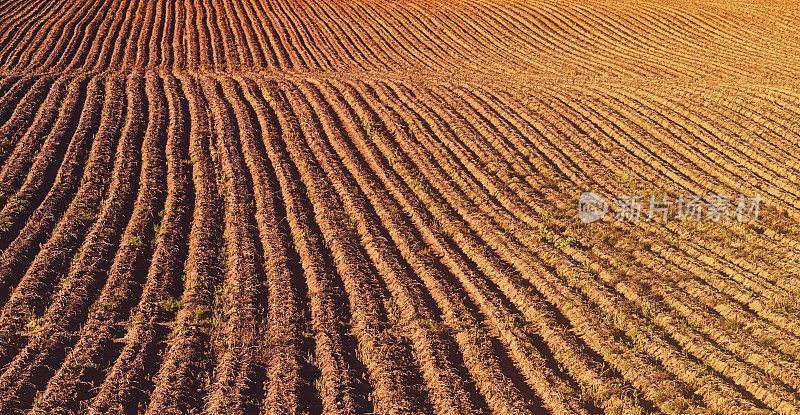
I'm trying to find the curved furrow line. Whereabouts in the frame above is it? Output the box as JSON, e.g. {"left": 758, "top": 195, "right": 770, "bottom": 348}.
{"left": 88, "top": 0, "right": 135, "bottom": 72}
{"left": 168, "top": 0, "right": 186, "bottom": 69}
{"left": 0, "top": 73, "right": 140, "bottom": 412}
{"left": 267, "top": 0, "right": 321, "bottom": 70}
{"left": 484, "top": 85, "right": 800, "bottom": 363}
{"left": 548, "top": 3, "right": 708, "bottom": 77}
{"left": 649, "top": 236, "right": 800, "bottom": 340}
{"left": 0, "top": 76, "right": 35, "bottom": 133}
{"left": 384, "top": 0, "right": 489, "bottom": 69}
{"left": 754, "top": 87, "right": 800, "bottom": 140}
{"left": 582, "top": 88, "right": 800, "bottom": 304}
{"left": 268, "top": 80, "right": 433, "bottom": 415}
{"left": 601, "top": 6, "right": 753, "bottom": 77}
{"left": 364, "top": 79, "right": 693, "bottom": 413}
{"left": 105, "top": 0, "right": 143, "bottom": 71}
{"left": 420, "top": 0, "right": 520, "bottom": 71}
{"left": 292, "top": 78, "right": 486, "bottom": 415}
{"left": 0, "top": 0, "right": 82, "bottom": 71}
{"left": 451, "top": 0, "right": 636, "bottom": 77}
{"left": 181, "top": 0, "right": 201, "bottom": 70}
{"left": 84, "top": 71, "right": 191, "bottom": 414}
{"left": 387, "top": 80, "right": 769, "bottom": 413}
{"left": 599, "top": 3, "right": 765, "bottom": 77}
{"left": 531, "top": 3, "right": 693, "bottom": 77}
{"left": 69, "top": 0, "right": 124, "bottom": 72}
{"left": 457, "top": 83, "right": 800, "bottom": 374}
{"left": 246, "top": 0, "right": 293, "bottom": 69}
{"left": 460, "top": 82, "right": 800, "bottom": 377}
{"left": 0, "top": 76, "right": 56, "bottom": 166}
{"left": 40, "top": 0, "right": 113, "bottom": 72}
{"left": 0, "top": 75, "right": 73, "bottom": 207}
{"left": 294, "top": 0, "right": 375, "bottom": 71}
{"left": 543, "top": 88, "right": 715, "bottom": 197}
{"left": 0, "top": 0, "right": 45, "bottom": 19}
{"left": 0, "top": 0, "right": 37, "bottom": 17}
{"left": 523, "top": 88, "right": 798, "bottom": 321}
{"left": 54, "top": 0, "right": 120, "bottom": 72}
{"left": 577, "top": 4, "right": 741, "bottom": 78}
{"left": 354, "top": 2, "right": 452, "bottom": 71}
{"left": 366, "top": 1, "right": 465, "bottom": 71}
{"left": 288, "top": 0, "right": 362, "bottom": 71}
{"left": 317, "top": 78, "right": 543, "bottom": 415}
{"left": 0, "top": 74, "right": 106, "bottom": 275}
{"left": 209, "top": 0, "right": 242, "bottom": 71}
{"left": 144, "top": 73, "right": 222, "bottom": 415}
{"left": 0, "top": 0, "right": 60, "bottom": 67}
{"left": 465, "top": 85, "right": 624, "bottom": 214}
{"left": 146, "top": 0, "right": 166, "bottom": 69}
{"left": 625, "top": 248, "right": 800, "bottom": 393}
{"left": 238, "top": 75, "right": 372, "bottom": 415}
{"left": 655, "top": 90, "right": 800, "bottom": 262}
{"left": 217, "top": 0, "right": 255, "bottom": 68}
{"left": 0, "top": 73, "right": 157, "bottom": 414}
{"left": 160, "top": 0, "right": 177, "bottom": 68}
{"left": 275, "top": 0, "right": 333, "bottom": 70}
{"left": 226, "top": 0, "right": 268, "bottom": 68}
{"left": 552, "top": 89, "right": 733, "bottom": 196}
{"left": 195, "top": 0, "right": 222, "bottom": 69}
{"left": 472, "top": 3, "right": 619, "bottom": 77}
{"left": 25, "top": 0, "right": 106, "bottom": 72}
{"left": 460, "top": 83, "right": 794, "bottom": 411}
{"left": 415, "top": 2, "right": 536, "bottom": 74}
{"left": 318, "top": 77, "right": 629, "bottom": 414}
{"left": 223, "top": 76, "right": 323, "bottom": 414}
{"left": 405, "top": 82, "right": 721, "bottom": 409}
{"left": 709, "top": 89, "right": 800, "bottom": 171}
{"left": 633, "top": 88, "right": 800, "bottom": 207}
{"left": 0, "top": 0, "right": 44, "bottom": 36}
{"left": 466, "top": 1, "right": 605, "bottom": 75}
{"left": 199, "top": 0, "right": 228, "bottom": 69}
{"left": 335, "top": 0, "right": 419, "bottom": 70}
{"left": 169, "top": 0, "right": 185, "bottom": 69}
{"left": 117, "top": 0, "right": 149, "bottom": 70}
{"left": 0, "top": 74, "right": 87, "bottom": 249}
{"left": 129, "top": 0, "right": 158, "bottom": 70}
{"left": 600, "top": 87, "right": 798, "bottom": 213}
{"left": 491, "top": 89, "right": 622, "bottom": 194}
{"left": 198, "top": 75, "right": 267, "bottom": 414}
{"left": 637, "top": 4, "right": 794, "bottom": 73}
{"left": 0, "top": 76, "right": 20, "bottom": 103}
{"left": 262, "top": 0, "right": 312, "bottom": 69}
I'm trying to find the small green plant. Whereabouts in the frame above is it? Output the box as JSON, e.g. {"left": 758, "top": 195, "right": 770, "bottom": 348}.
{"left": 81, "top": 359, "right": 102, "bottom": 371}
{"left": 128, "top": 236, "right": 144, "bottom": 246}
{"left": 362, "top": 118, "right": 374, "bottom": 139}
{"left": 160, "top": 296, "right": 183, "bottom": 313}
{"left": 313, "top": 376, "right": 326, "bottom": 397}
{"left": 383, "top": 297, "right": 401, "bottom": 324}
{"left": 553, "top": 236, "right": 578, "bottom": 249}
{"left": 126, "top": 312, "right": 144, "bottom": 328}
{"left": 90, "top": 300, "right": 115, "bottom": 314}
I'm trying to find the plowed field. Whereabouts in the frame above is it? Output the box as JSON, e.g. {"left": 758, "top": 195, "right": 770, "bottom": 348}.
{"left": 0, "top": 0, "right": 798, "bottom": 414}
